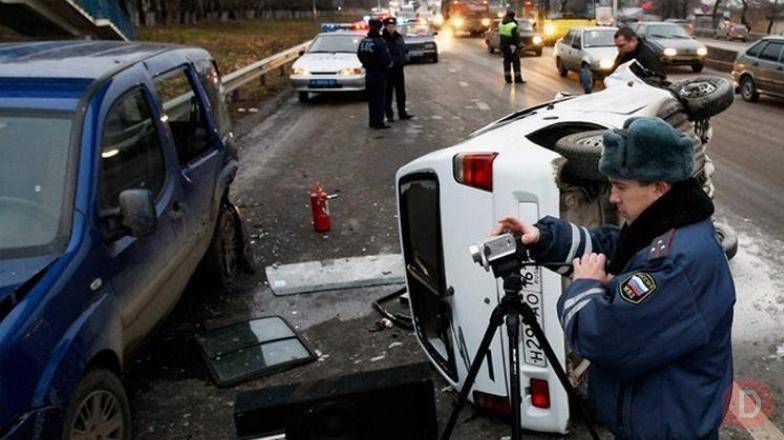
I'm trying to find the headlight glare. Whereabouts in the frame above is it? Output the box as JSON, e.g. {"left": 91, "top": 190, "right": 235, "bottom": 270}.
{"left": 663, "top": 47, "right": 677, "bottom": 57}
{"left": 697, "top": 46, "right": 708, "bottom": 56}
{"left": 599, "top": 58, "right": 614, "bottom": 70}
{"left": 481, "top": 18, "right": 491, "bottom": 27}
{"left": 544, "top": 23, "right": 555, "bottom": 36}
{"left": 292, "top": 67, "right": 309, "bottom": 76}
{"left": 533, "top": 35, "right": 543, "bottom": 45}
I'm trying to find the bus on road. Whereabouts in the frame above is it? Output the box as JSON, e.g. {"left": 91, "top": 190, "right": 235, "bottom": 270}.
{"left": 536, "top": 0, "right": 597, "bottom": 44}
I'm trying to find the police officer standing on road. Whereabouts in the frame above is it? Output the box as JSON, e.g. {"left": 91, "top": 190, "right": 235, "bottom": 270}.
{"left": 383, "top": 17, "right": 414, "bottom": 122}
{"left": 494, "top": 117, "right": 735, "bottom": 439}
{"left": 612, "top": 27, "right": 667, "bottom": 80}
{"left": 499, "top": 9, "right": 526, "bottom": 84}
{"left": 357, "top": 18, "right": 393, "bottom": 129}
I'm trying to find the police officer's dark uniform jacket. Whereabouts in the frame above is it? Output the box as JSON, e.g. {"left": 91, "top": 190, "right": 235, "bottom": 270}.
{"left": 382, "top": 20, "right": 411, "bottom": 120}
{"left": 357, "top": 21, "right": 393, "bottom": 128}
{"left": 528, "top": 118, "right": 735, "bottom": 439}
{"left": 613, "top": 37, "right": 666, "bottom": 80}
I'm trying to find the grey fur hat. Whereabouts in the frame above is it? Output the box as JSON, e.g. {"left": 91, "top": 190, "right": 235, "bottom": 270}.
{"left": 599, "top": 117, "right": 694, "bottom": 182}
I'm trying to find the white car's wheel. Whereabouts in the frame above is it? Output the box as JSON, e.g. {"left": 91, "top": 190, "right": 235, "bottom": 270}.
{"left": 553, "top": 130, "right": 606, "bottom": 181}
{"left": 671, "top": 77, "right": 734, "bottom": 120}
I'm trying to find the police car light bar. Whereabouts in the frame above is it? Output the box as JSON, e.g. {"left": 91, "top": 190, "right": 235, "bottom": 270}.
{"left": 320, "top": 22, "right": 367, "bottom": 32}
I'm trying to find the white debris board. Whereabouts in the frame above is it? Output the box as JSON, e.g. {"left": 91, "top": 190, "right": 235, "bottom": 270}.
{"left": 266, "top": 254, "right": 405, "bottom": 296}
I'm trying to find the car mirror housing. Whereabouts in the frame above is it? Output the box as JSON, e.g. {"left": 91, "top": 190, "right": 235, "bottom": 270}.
{"left": 100, "top": 189, "right": 157, "bottom": 241}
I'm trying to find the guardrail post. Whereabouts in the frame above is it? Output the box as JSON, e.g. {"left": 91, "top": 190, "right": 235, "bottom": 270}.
{"left": 232, "top": 89, "right": 240, "bottom": 102}
{"left": 279, "top": 65, "right": 285, "bottom": 77}
{"left": 260, "top": 74, "right": 266, "bottom": 87}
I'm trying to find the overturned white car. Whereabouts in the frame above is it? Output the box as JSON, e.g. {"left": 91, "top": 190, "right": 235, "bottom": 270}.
{"left": 395, "top": 61, "right": 735, "bottom": 434}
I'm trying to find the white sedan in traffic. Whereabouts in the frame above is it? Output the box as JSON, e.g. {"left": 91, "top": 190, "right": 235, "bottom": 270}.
{"left": 290, "top": 30, "right": 366, "bottom": 102}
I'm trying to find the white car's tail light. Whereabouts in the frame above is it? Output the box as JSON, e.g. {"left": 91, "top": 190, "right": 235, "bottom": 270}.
{"left": 473, "top": 391, "right": 512, "bottom": 417}
{"left": 530, "top": 378, "right": 551, "bottom": 408}
{"left": 453, "top": 152, "right": 498, "bottom": 191}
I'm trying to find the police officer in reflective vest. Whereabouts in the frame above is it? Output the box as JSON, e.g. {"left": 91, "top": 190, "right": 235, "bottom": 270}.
{"left": 357, "top": 18, "right": 393, "bottom": 129}
{"left": 499, "top": 9, "right": 526, "bottom": 84}
{"left": 382, "top": 17, "right": 413, "bottom": 122}
{"left": 494, "top": 117, "right": 735, "bottom": 439}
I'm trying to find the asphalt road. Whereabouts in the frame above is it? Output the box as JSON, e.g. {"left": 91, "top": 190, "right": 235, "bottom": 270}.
{"left": 127, "top": 36, "right": 784, "bottom": 439}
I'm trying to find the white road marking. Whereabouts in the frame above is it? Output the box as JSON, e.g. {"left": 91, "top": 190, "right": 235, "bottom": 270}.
{"left": 476, "top": 101, "right": 490, "bottom": 111}
{"left": 459, "top": 81, "right": 469, "bottom": 87}
{"left": 449, "top": 68, "right": 457, "bottom": 73}
{"left": 431, "top": 115, "right": 443, "bottom": 120}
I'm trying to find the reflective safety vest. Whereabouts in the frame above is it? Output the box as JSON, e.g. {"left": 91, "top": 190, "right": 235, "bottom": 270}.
{"left": 499, "top": 21, "right": 517, "bottom": 37}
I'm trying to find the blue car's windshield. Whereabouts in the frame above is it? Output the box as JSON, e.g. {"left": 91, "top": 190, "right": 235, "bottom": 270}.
{"left": 0, "top": 111, "right": 73, "bottom": 257}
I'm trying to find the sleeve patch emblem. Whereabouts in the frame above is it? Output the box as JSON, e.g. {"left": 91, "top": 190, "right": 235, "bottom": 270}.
{"left": 619, "top": 272, "right": 658, "bottom": 304}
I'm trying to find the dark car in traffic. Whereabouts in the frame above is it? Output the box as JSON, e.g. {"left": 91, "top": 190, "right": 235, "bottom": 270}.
{"left": 632, "top": 21, "right": 708, "bottom": 72}
{"left": 0, "top": 40, "right": 249, "bottom": 439}
{"left": 401, "top": 22, "right": 439, "bottom": 63}
{"left": 732, "top": 36, "right": 784, "bottom": 102}
{"left": 484, "top": 18, "right": 543, "bottom": 57}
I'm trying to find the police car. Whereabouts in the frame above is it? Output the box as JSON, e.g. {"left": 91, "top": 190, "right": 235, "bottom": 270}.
{"left": 400, "top": 21, "right": 439, "bottom": 63}
{"left": 291, "top": 24, "right": 367, "bottom": 102}
{"left": 395, "top": 62, "right": 736, "bottom": 434}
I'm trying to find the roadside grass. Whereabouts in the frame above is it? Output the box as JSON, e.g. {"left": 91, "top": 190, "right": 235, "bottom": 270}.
{"left": 137, "top": 16, "right": 357, "bottom": 122}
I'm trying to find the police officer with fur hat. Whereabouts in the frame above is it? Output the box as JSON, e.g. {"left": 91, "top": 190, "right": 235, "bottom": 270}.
{"left": 357, "top": 18, "right": 393, "bottom": 129}
{"left": 493, "top": 117, "right": 735, "bottom": 439}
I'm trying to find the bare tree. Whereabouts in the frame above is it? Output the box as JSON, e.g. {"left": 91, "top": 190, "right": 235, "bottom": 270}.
{"left": 769, "top": 0, "right": 780, "bottom": 33}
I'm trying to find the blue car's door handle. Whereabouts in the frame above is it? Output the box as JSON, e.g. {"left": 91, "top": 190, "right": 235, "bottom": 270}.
{"left": 169, "top": 201, "right": 185, "bottom": 220}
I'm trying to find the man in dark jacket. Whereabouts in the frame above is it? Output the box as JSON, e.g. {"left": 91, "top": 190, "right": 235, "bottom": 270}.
{"left": 357, "top": 18, "right": 393, "bottom": 129}
{"left": 382, "top": 17, "right": 413, "bottom": 122}
{"left": 494, "top": 117, "right": 735, "bottom": 439}
{"left": 612, "top": 27, "right": 666, "bottom": 80}
{"left": 499, "top": 9, "right": 525, "bottom": 83}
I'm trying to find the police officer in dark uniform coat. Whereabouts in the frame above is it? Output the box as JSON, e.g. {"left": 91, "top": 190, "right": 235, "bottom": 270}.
{"left": 612, "top": 27, "right": 667, "bottom": 80}
{"left": 494, "top": 117, "right": 735, "bottom": 439}
{"left": 499, "top": 9, "right": 525, "bottom": 84}
{"left": 357, "top": 18, "right": 393, "bottom": 129}
{"left": 382, "top": 17, "right": 413, "bottom": 122}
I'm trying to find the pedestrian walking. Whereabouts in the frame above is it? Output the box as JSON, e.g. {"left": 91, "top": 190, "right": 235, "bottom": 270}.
{"left": 357, "top": 18, "right": 393, "bottom": 129}
{"left": 382, "top": 17, "right": 413, "bottom": 122}
{"left": 493, "top": 117, "right": 735, "bottom": 439}
{"left": 499, "top": 9, "right": 525, "bottom": 84}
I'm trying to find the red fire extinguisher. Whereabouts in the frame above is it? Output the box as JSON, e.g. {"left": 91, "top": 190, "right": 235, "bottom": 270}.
{"left": 310, "top": 182, "right": 330, "bottom": 232}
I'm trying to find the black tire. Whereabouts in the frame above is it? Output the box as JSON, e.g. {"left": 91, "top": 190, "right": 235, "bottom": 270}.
{"left": 557, "top": 58, "right": 568, "bottom": 77}
{"left": 201, "top": 205, "right": 241, "bottom": 290}
{"left": 670, "top": 76, "right": 734, "bottom": 120}
{"left": 298, "top": 91, "right": 310, "bottom": 103}
{"left": 553, "top": 130, "right": 606, "bottom": 181}
{"left": 535, "top": 47, "right": 543, "bottom": 57}
{"left": 62, "top": 368, "right": 131, "bottom": 440}
{"left": 715, "top": 222, "right": 738, "bottom": 260}
{"left": 691, "top": 63, "right": 704, "bottom": 73}
{"left": 486, "top": 43, "right": 494, "bottom": 53}
{"left": 740, "top": 75, "right": 759, "bottom": 102}
{"left": 432, "top": 53, "right": 439, "bottom": 63}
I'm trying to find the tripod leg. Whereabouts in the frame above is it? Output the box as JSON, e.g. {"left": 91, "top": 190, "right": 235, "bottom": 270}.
{"left": 440, "top": 306, "right": 506, "bottom": 440}
{"left": 519, "top": 304, "right": 600, "bottom": 440}
{"left": 505, "top": 313, "right": 522, "bottom": 440}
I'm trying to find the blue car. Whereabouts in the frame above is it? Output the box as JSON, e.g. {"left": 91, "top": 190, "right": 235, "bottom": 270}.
{"left": 0, "top": 41, "right": 250, "bottom": 439}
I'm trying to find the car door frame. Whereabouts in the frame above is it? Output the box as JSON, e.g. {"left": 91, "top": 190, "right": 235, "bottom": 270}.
{"left": 558, "top": 29, "right": 575, "bottom": 68}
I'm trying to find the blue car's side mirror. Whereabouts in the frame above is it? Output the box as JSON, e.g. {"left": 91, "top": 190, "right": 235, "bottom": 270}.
{"left": 100, "top": 189, "right": 156, "bottom": 241}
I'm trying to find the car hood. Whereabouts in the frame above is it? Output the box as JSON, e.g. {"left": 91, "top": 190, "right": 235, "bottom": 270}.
{"left": 583, "top": 46, "right": 618, "bottom": 61}
{"left": 293, "top": 53, "right": 362, "bottom": 72}
{"left": 649, "top": 37, "right": 702, "bottom": 50}
{"left": 0, "top": 254, "right": 57, "bottom": 305}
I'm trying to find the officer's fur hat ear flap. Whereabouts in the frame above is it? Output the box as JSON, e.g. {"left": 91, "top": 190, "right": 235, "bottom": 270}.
{"left": 599, "top": 117, "right": 694, "bottom": 182}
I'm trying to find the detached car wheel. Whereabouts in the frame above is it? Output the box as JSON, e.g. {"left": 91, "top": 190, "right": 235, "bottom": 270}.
{"left": 63, "top": 368, "right": 131, "bottom": 440}
{"left": 691, "top": 63, "right": 704, "bottom": 73}
{"left": 553, "top": 130, "right": 606, "bottom": 181}
{"left": 715, "top": 222, "right": 739, "bottom": 260}
{"left": 202, "top": 205, "right": 242, "bottom": 290}
{"left": 740, "top": 76, "right": 759, "bottom": 102}
{"left": 671, "top": 76, "right": 734, "bottom": 120}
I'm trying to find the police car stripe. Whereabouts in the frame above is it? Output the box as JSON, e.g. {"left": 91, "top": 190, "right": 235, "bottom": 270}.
{"left": 581, "top": 227, "right": 593, "bottom": 256}
{"left": 562, "top": 297, "right": 595, "bottom": 331}
{"left": 557, "top": 223, "right": 581, "bottom": 274}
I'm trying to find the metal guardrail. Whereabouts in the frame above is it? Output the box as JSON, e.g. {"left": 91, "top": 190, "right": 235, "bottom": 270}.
{"left": 222, "top": 40, "right": 312, "bottom": 99}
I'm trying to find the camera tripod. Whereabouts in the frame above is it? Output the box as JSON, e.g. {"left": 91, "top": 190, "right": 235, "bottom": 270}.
{"left": 440, "top": 263, "right": 600, "bottom": 440}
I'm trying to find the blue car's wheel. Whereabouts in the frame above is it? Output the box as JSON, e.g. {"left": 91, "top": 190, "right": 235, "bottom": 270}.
{"left": 63, "top": 368, "right": 130, "bottom": 440}
{"left": 202, "top": 205, "right": 241, "bottom": 290}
